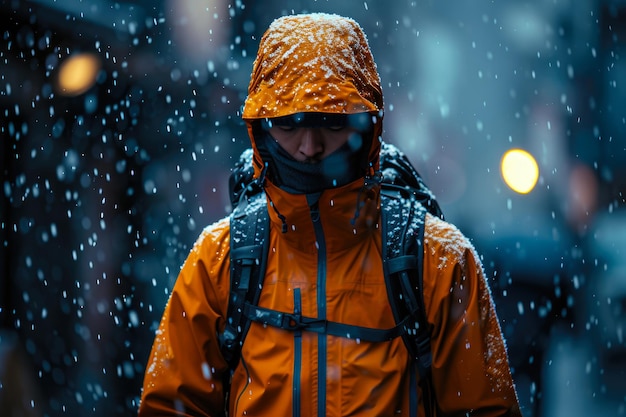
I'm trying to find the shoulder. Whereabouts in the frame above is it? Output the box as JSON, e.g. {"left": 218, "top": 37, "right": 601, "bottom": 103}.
{"left": 422, "top": 213, "right": 491, "bottom": 326}
{"left": 187, "top": 216, "right": 231, "bottom": 262}
{"left": 423, "top": 212, "right": 481, "bottom": 271}
{"left": 175, "top": 216, "right": 232, "bottom": 300}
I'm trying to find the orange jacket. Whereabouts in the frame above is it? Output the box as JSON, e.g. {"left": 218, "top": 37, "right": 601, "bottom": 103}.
{"left": 139, "top": 13, "right": 522, "bottom": 417}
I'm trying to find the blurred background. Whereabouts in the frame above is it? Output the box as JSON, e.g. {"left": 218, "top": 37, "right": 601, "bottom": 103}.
{"left": 1, "top": 0, "right": 625, "bottom": 416}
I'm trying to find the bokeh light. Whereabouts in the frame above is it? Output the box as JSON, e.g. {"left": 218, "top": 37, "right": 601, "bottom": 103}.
{"left": 501, "top": 148, "right": 540, "bottom": 194}
{"left": 56, "top": 53, "right": 101, "bottom": 96}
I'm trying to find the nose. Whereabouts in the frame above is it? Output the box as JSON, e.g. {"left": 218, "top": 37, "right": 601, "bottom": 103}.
{"left": 298, "top": 129, "right": 324, "bottom": 160}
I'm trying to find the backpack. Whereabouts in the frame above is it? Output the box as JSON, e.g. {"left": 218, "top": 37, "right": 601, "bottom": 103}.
{"left": 220, "top": 141, "right": 443, "bottom": 414}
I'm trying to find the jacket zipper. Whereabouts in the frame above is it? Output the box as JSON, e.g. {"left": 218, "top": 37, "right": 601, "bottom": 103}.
{"left": 293, "top": 288, "right": 302, "bottom": 417}
{"left": 306, "top": 193, "right": 327, "bottom": 417}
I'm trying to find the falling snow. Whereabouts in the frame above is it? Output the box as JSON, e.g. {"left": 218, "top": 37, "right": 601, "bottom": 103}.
{"left": 1, "top": 1, "right": 625, "bottom": 417}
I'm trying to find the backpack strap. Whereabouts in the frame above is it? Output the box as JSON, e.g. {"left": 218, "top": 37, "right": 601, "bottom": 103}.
{"left": 219, "top": 190, "right": 270, "bottom": 370}
{"left": 380, "top": 187, "right": 433, "bottom": 416}
{"left": 380, "top": 188, "right": 432, "bottom": 373}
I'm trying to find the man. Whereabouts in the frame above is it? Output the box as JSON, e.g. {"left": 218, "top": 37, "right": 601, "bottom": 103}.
{"left": 139, "top": 13, "right": 522, "bottom": 416}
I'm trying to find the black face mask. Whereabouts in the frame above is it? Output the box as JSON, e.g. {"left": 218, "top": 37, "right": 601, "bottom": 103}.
{"left": 253, "top": 114, "right": 374, "bottom": 194}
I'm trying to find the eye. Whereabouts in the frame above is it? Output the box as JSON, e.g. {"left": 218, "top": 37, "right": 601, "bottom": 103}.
{"left": 326, "top": 126, "right": 345, "bottom": 132}
{"left": 275, "top": 125, "right": 295, "bottom": 132}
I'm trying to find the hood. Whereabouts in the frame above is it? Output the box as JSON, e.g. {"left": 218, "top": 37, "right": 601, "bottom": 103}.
{"left": 242, "top": 13, "right": 384, "bottom": 179}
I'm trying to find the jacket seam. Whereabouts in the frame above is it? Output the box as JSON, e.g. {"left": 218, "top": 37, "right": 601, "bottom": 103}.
{"left": 233, "top": 355, "right": 251, "bottom": 416}
{"left": 310, "top": 200, "right": 327, "bottom": 417}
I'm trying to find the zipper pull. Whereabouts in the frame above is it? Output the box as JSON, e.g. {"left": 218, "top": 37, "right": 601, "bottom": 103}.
{"left": 306, "top": 192, "right": 321, "bottom": 223}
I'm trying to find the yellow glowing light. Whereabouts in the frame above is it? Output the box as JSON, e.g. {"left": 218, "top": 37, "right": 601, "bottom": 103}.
{"left": 500, "top": 148, "right": 539, "bottom": 194}
{"left": 57, "top": 53, "right": 100, "bottom": 96}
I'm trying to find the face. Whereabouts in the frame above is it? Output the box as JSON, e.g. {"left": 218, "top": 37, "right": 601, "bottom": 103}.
{"left": 268, "top": 125, "right": 359, "bottom": 163}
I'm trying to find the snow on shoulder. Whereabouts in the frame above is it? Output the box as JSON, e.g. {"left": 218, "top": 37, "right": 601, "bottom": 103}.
{"left": 424, "top": 213, "right": 482, "bottom": 271}
{"left": 191, "top": 217, "right": 230, "bottom": 256}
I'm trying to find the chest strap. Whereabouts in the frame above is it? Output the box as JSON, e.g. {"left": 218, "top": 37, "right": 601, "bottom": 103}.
{"left": 242, "top": 302, "right": 411, "bottom": 342}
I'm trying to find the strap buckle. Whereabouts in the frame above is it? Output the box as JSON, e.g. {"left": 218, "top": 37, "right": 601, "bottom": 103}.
{"left": 280, "top": 313, "right": 327, "bottom": 333}
{"left": 280, "top": 312, "right": 304, "bottom": 331}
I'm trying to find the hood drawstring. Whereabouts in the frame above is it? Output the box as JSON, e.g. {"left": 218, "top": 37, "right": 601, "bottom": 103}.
{"left": 257, "top": 161, "right": 268, "bottom": 187}
{"left": 351, "top": 168, "right": 382, "bottom": 226}
{"left": 268, "top": 196, "right": 288, "bottom": 233}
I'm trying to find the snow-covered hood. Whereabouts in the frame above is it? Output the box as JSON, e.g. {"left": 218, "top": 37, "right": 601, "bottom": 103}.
{"left": 242, "top": 13, "right": 384, "bottom": 179}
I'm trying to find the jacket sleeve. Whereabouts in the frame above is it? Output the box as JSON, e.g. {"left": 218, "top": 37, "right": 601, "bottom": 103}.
{"left": 422, "top": 214, "right": 522, "bottom": 417}
{"left": 138, "top": 218, "right": 232, "bottom": 417}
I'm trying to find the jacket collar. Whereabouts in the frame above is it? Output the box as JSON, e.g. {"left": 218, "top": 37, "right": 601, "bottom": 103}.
{"left": 263, "top": 178, "right": 380, "bottom": 251}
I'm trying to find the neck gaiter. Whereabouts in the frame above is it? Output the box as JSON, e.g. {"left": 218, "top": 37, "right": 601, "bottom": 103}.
{"left": 255, "top": 129, "right": 372, "bottom": 195}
